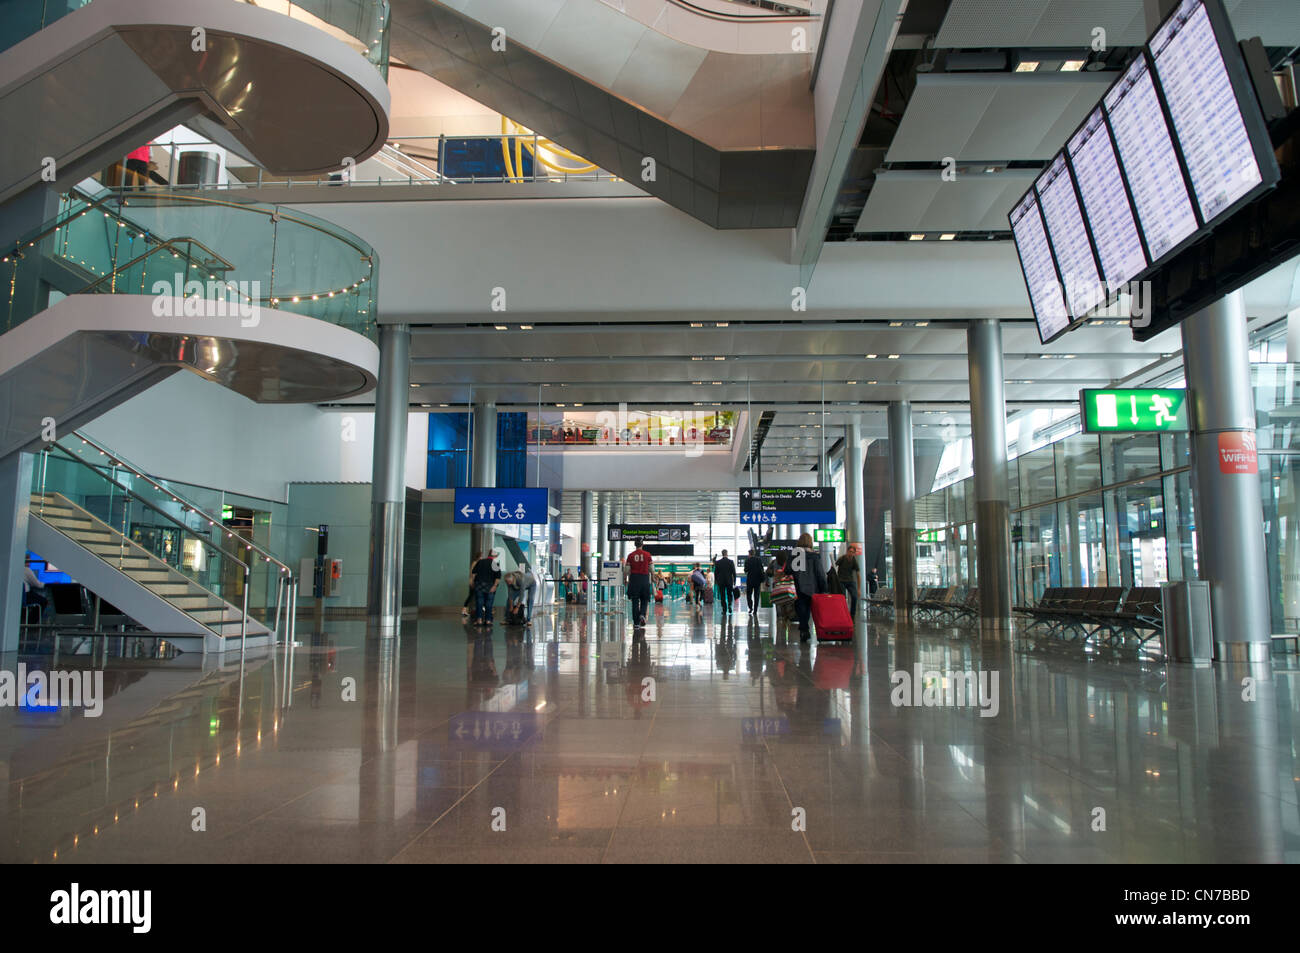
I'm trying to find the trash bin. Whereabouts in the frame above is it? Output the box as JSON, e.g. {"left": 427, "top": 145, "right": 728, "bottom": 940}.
{"left": 1161, "top": 581, "right": 1212, "bottom": 664}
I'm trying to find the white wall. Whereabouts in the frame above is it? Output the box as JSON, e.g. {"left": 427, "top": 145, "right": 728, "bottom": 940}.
{"left": 83, "top": 372, "right": 429, "bottom": 502}
{"left": 286, "top": 196, "right": 1033, "bottom": 323}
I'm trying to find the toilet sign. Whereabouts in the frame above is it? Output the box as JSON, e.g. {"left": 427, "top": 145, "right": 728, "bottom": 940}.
{"left": 1218, "top": 431, "right": 1258, "bottom": 474}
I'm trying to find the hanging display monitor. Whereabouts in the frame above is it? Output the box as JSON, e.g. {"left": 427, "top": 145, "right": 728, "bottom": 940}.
{"left": 1009, "top": 190, "right": 1070, "bottom": 343}
{"left": 1149, "top": 0, "right": 1279, "bottom": 224}
{"left": 1066, "top": 107, "right": 1148, "bottom": 292}
{"left": 1035, "top": 154, "right": 1104, "bottom": 321}
{"left": 1102, "top": 54, "right": 1200, "bottom": 264}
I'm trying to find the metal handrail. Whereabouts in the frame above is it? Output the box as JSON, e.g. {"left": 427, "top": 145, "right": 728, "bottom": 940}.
{"left": 40, "top": 443, "right": 252, "bottom": 572}
{"left": 78, "top": 237, "right": 237, "bottom": 294}
{"left": 4, "top": 186, "right": 133, "bottom": 255}
{"left": 69, "top": 431, "right": 294, "bottom": 580}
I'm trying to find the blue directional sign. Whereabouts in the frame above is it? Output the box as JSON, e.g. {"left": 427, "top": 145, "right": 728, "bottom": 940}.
{"left": 741, "top": 511, "right": 836, "bottom": 525}
{"left": 448, "top": 711, "right": 541, "bottom": 748}
{"left": 739, "top": 486, "right": 835, "bottom": 524}
{"left": 453, "top": 487, "right": 549, "bottom": 524}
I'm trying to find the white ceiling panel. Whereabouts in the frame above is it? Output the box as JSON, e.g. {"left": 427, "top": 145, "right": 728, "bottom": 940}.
{"left": 935, "top": 0, "right": 1148, "bottom": 48}
{"left": 885, "top": 73, "right": 1112, "bottom": 162}
{"left": 856, "top": 169, "right": 1037, "bottom": 232}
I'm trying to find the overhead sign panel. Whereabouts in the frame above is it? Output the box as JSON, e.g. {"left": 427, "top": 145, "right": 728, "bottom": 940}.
{"left": 738, "top": 487, "right": 835, "bottom": 525}
{"left": 1149, "top": 0, "right": 1274, "bottom": 224}
{"left": 1009, "top": 191, "right": 1070, "bottom": 343}
{"left": 1080, "top": 388, "right": 1189, "bottom": 433}
{"left": 815, "top": 528, "right": 845, "bottom": 543}
{"left": 453, "top": 487, "right": 549, "bottom": 524}
{"left": 1066, "top": 107, "right": 1148, "bottom": 292}
{"left": 608, "top": 523, "right": 690, "bottom": 542}
{"left": 1035, "top": 154, "right": 1104, "bottom": 321}
{"left": 1103, "top": 54, "right": 1200, "bottom": 263}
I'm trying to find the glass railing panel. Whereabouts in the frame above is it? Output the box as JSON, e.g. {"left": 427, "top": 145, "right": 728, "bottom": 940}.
{"left": 3, "top": 189, "right": 377, "bottom": 342}
{"left": 33, "top": 443, "right": 238, "bottom": 602}
{"left": 253, "top": 0, "right": 390, "bottom": 78}
{"left": 0, "top": 0, "right": 93, "bottom": 55}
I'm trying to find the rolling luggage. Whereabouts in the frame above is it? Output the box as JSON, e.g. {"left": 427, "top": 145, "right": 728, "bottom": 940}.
{"left": 811, "top": 593, "right": 853, "bottom": 641}
{"left": 703, "top": 587, "right": 714, "bottom": 604}
{"left": 813, "top": 645, "right": 855, "bottom": 689}
{"left": 565, "top": 590, "right": 577, "bottom": 605}
{"left": 654, "top": 589, "right": 664, "bottom": 603}
{"left": 506, "top": 603, "right": 526, "bottom": 626}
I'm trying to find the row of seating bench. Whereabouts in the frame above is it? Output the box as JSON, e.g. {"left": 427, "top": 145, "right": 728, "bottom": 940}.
{"left": 866, "top": 586, "right": 981, "bottom": 626}
{"left": 1013, "top": 586, "right": 1164, "bottom": 649}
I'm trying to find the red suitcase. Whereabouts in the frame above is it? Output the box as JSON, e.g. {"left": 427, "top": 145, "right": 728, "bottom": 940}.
{"left": 810, "top": 593, "right": 853, "bottom": 640}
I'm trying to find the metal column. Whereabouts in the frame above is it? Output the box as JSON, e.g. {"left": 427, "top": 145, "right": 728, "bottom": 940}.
{"left": 596, "top": 492, "right": 609, "bottom": 602}
{"left": 968, "top": 320, "right": 1013, "bottom": 631}
{"left": 366, "top": 324, "right": 410, "bottom": 633}
{"left": 0, "top": 452, "right": 35, "bottom": 654}
{"left": 580, "top": 490, "right": 594, "bottom": 581}
{"left": 820, "top": 441, "right": 835, "bottom": 562}
{"left": 889, "top": 401, "right": 916, "bottom": 623}
{"left": 470, "top": 401, "right": 497, "bottom": 561}
{"left": 1181, "top": 291, "right": 1271, "bottom": 660}
{"left": 845, "top": 414, "right": 866, "bottom": 614}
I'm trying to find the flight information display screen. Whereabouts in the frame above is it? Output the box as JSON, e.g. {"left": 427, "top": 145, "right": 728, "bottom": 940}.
{"left": 1035, "top": 154, "right": 1104, "bottom": 319}
{"left": 1103, "top": 54, "right": 1199, "bottom": 263}
{"left": 1151, "top": 0, "right": 1263, "bottom": 223}
{"left": 1009, "top": 191, "right": 1069, "bottom": 342}
{"left": 1067, "top": 108, "right": 1148, "bottom": 291}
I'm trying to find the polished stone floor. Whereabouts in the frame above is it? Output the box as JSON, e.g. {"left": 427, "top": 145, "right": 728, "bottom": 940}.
{"left": 2, "top": 599, "right": 1297, "bottom": 864}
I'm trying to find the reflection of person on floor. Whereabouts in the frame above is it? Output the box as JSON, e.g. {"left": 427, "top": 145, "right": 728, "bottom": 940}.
{"left": 469, "top": 635, "right": 498, "bottom": 687}
{"left": 714, "top": 630, "right": 736, "bottom": 678}
{"left": 624, "top": 633, "right": 653, "bottom": 717}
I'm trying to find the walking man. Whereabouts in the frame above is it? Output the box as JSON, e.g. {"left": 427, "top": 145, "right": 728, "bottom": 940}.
{"left": 625, "top": 537, "right": 654, "bottom": 627}
{"left": 713, "top": 549, "right": 737, "bottom": 619}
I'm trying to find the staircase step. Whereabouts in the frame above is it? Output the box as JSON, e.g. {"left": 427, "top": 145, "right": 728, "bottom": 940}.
{"left": 140, "top": 582, "right": 193, "bottom": 597}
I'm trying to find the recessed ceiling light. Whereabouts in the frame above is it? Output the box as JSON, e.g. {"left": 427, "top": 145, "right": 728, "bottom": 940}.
{"left": 520, "top": 324, "right": 533, "bottom": 330}
{"left": 908, "top": 233, "right": 925, "bottom": 241}
{"left": 915, "top": 321, "right": 929, "bottom": 327}
{"left": 573, "top": 402, "right": 583, "bottom": 406}
{"left": 494, "top": 324, "right": 508, "bottom": 330}
{"left": 1060, "top": 60, "right": 1085, "bottom": 72}
{"left": 690, "top": 322, "right": 704, "bottom": 328}
{"left": 715, "top": 322, "right": 729, "bottom": 327}
{"left": 692, "top": 381, "right": 703, "bottom": 385}
{"left": 889, "top": 321, "right": 903, "bottom": 327}
{"left": 439, "top": 403, "right": 449, "bottom": 407}
{"left": 939, "top": 234, "right": 956, "bottom": 241}
{"left": 866, "top": 353, "right": 878, "bottom": 359}
{"left": 887, "top": 354, "right": 900, "bottom": 360}
{"left": 846, "top": 380, "right": 857, "bottom": 385}
{"left": 1016, "top": 61, "right": 1039, "bottom": 72}
{"left": 713, "top": 356, "right": 725, "bottom": 360}
{"left": 409, "top": 383, "right": 419, "bottom": 388}
{"left": 867, "top": 380, "right": 878, "bottom": 385}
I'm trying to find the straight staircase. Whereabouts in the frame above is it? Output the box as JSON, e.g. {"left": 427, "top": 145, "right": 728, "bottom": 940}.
{"left": 28, "top": 491, "right": 273, "bottom": 655}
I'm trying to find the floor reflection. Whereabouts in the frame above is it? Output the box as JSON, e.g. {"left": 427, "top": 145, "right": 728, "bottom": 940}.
{"left": 0, "top": 599, "right": 1296, "bottom": 863}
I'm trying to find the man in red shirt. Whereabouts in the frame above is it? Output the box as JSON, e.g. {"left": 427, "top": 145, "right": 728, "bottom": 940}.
{"left": 625, "top": 537, "right": 653, "bottom": 627}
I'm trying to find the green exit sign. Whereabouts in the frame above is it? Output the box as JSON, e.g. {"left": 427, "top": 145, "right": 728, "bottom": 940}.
{"left": 1080, "top": 388, "right": 1189, "bottom": 433}
{"left": 815, "top": 528, "right": 845, "bottom": 542}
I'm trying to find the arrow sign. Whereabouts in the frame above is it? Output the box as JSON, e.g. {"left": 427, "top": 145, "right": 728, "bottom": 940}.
{"left": 454, "top": 487, "right": 549, "bottom": 524}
